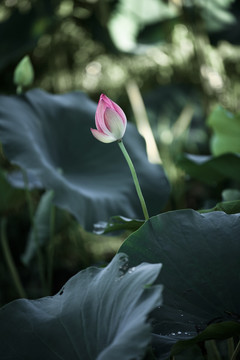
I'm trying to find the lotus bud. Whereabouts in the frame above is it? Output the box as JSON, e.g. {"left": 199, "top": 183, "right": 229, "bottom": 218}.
{"left": 14, "top": 55, "right": 34, "bottom": 94}
{"left": 91, "top": 94, "right": 127, "bottom": 143}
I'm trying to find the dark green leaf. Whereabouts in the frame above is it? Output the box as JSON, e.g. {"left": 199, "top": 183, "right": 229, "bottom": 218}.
{"left": 22, "top": 189, "right": 72, "bottom": 266}
{"left": 199, "top": 199, "right": 240, "bottom": 214}
{"left": 178, "top": 153, "right": 240, "bottom": 184}
{"left": 171, "top": 321, "right": 240, "bottom": 356}
{"left": 94, "top": 215, "right": 144, "bottom": 235}
{"left": 119, "top": 209, "right": 240, "bottom": 359}
{"left": 0, "top": 89, "right": 170, "bottom": 231}
{"left": 21, "top": 190, "right": 54, "bottom": 266}
{"left": 0, "top": 253, "right": 163, "bottom": 360}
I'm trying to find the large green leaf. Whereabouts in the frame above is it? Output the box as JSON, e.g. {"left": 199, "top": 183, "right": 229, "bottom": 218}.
{"left": 0, "top": 253, "right": 163, "bottom": 360}
{"left": 119, "top": 209, "right": 240, "bottom": 359}
{"left": 178, "top": 153, "right": 240, "bottom": 184}
{"left": 0, "top": 89, "right": 169, "bottom": 231}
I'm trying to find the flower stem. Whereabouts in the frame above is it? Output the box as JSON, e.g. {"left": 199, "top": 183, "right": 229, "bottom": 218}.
{"left": 1, "top": 218, "right": 26, "bottom": 298}
{"left": 16, "top": 85, "right": 22, "bottom": 95}
{"left": 22, "top": 169, "right": 47, "bottom": 295}
{"left": 47, "top": 203, "right": 56, "bottom": 294}
{"left": 228, "top": 338, "right": 235, "bottom": 358}
{"left": 207, "top": 340, "right": 221, "bottom": 360}
{"left": 118, "top": 140, "right": 149, "bottom": 221}
{"left": 231, "top": 339, "right": 240, "bottom": 360}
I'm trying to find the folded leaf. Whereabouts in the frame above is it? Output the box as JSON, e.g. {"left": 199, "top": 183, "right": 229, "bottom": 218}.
{"left": 0, "top": 253, "right": 163, "bottom": 360}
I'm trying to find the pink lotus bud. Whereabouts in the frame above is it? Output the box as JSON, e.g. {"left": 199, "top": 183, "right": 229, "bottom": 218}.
{"left": 91, "top": 94, "right": 127, "bottom": 143}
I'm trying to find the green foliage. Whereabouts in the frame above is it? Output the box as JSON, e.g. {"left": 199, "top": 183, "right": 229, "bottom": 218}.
{"left": 0, "top": 253, "right": 163, "bottom": 360}
{"left": 109, "top": 0, "right": 177, "bottom": 51}
{"left": 199, "top": 199, "right": 240, "bottom": 214}
{"left": 0, "top": 0, "right": 56, "bottom": 72}
{"left": 94, "top": 215, "right": 144, "bottom": 235}
{"left": 119, "top": 209, "right": 240, "bottom": 358}
{"left": 222, "top": 188, "right": 240, "bottom": 201}
{"left": 108, "top": 0, "right": 236, "bottom": 52}
{"left": 0, "top": 169, "right": 25, "bottom": 214}
{"left": 190, "top": 0, "right": 236, "bottom": 32}
{"left": 208, "top": 106, "right": 240, "bottom": 156}
{"left": 21, "top": 190, "right": 54, "bottom": 265}
{"left": 0, "top": 90, "right": 170, "bottom": 231}
{"left": 171, "top": 321, "right": 240, "bottom": 356}
{"left": 178, "top": 153, "right": 240, "bottom": 184}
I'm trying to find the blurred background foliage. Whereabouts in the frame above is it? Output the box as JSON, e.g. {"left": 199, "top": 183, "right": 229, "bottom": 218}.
{"left": 1, "top": 0, "right": 240, "bottom": 105}
{"left": 1, "top": 0, "right": 240, "bottom": 304}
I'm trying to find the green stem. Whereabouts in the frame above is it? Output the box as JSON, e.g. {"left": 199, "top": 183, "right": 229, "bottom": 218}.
{"left": 16, "top": 85, "right": 22, "bottom": 95}
{"left": 228, "top": 338, "right": 235, "bottom": 359}
{"left": 118, "top": 140, "right": 149, "bottom": 221}
{"left": 231, "top": 339, "right": 240, "bottom": 360}
{"left": 22, "top": 169, "right": 47, "bottom": 294}
{"left": 47, "top": 204, "right": 56, "bottom": 294}
{"left": 1, "top": 218, "right": 26, "bottom": 298}
{"left": 207, "top": 340, "right": 221, "bottom": 360}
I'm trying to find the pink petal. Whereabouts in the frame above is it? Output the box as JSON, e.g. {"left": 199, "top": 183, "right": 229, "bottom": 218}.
{"left": 90, "top": 128, "right": 116, "bottom": 143}
{"left": 95, "top": 98, "right": 112, "bottom": 136}
{"left": 104, "top": 108, "right": 126, "bottom": 140}
{"left": 100, "top": 94, "right": 127, "bottom": 127}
